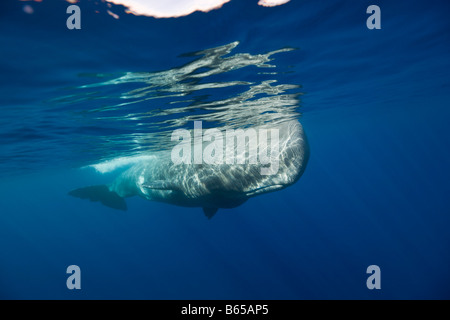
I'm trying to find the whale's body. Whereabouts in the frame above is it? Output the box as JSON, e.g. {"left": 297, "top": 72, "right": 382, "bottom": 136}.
{"left": 70, "top": 120, "right": 309, "bottom": 218}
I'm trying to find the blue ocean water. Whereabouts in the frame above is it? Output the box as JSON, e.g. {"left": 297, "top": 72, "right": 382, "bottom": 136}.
{"left": 1, "top": 0, "right": 450, "bottom": 299}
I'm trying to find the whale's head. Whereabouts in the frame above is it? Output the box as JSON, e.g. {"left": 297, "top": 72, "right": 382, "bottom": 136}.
{"left": 241, "top": 120, "right": 309, "bottom": 197}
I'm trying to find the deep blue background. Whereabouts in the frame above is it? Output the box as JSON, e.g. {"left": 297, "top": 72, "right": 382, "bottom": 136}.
{"left": 0, "top": 0, "right": 450, "bottom": 299}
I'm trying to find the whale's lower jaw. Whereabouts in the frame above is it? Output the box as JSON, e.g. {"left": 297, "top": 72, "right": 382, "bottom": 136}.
{"left": 244, "top": 184, "right": 284, "bottom": 197}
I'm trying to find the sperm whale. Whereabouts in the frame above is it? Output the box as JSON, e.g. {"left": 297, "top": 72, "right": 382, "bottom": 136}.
{"left": 69, "top": 120, "right": 309, "bottom": 218}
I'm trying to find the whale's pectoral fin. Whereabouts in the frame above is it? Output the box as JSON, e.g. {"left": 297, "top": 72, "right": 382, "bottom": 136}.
{"left": 203, "top": 207, "right": 218, "bottom": 219}
{"left": 68, "top": 185, "right": 127, "bottom": 211}
{"left": 143, "top": 180, "right": 181, "bottom": 191}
